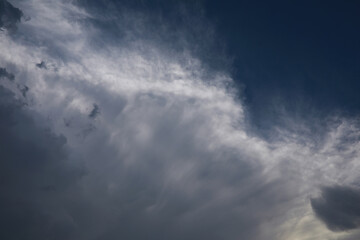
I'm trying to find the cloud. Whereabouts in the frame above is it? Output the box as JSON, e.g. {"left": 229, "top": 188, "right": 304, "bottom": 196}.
{"left": 0, "top": 0, "right": 23, "bottom": 31}
{"left": 0, "top": 67, "right": 14, "bottom": 81}
{"left": 311, "top": 186, "right": 360, "bottom": 231}
{"left": 0, "top": 86, "right": 84, "bottom": 240}
{"left": 36, "top": 61, "right": 47, "bottom": 69}
{"left": 88, "top": 103, "right": 100, "bottom": 119}
{"left": 1, "top": 0, "right": 360, "bottom": 240}
{"left": 18, "top": 84, "right": 29, "bottom": 97}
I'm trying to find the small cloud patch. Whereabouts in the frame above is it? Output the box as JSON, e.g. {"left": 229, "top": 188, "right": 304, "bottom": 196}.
{"left": 19, "top": 85, "right": 29, "bottom": 98}
{"left": 88, "top": 103, "right": 100, "bottom": 119}
{"left": 36, "top": 61, "right": 47, "bottom": 69}
{"left": 311, "top": 186, "right": 360, "bottom": 232}
{"left": 0, "top": 67, "right": 15, "bottom": 81}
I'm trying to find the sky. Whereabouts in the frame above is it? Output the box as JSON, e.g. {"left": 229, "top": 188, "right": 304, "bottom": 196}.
{"left": 0, "top": 0, "right": 360, "bottom": 239}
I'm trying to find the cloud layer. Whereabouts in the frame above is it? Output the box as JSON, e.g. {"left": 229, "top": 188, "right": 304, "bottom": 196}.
{"left": 1, "top": 0, "right": 360, "bottom": 239}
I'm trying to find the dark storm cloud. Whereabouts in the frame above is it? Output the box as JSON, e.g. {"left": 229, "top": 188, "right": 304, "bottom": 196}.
{"left": 0, "top": 0, "right": 22, "bottom": 31}
{"left": 311, "top": 186, "right": 360, "bottom": 231}
{"left": 0, "top": 65, "right": 296, "bottom": 239}
{"left": 0, "top": 86, "right": 84, "bottom": 240}
{"left": 0, "top": 67, "right": 14, "bottom": 81}
{"left": 0, "top": 75, "right": 297, "bottom": 240}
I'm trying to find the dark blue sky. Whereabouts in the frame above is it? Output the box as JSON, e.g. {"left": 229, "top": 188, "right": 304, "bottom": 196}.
{"left": 205, "top": 0, "right": 360, "bottom": 123}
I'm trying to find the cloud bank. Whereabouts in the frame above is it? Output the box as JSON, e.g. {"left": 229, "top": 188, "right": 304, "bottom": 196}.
{"left": 1, "top": 0, "right": 360, "bottom": 239}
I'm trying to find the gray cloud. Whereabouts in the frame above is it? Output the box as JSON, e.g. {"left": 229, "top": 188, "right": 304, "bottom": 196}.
{"left": 88, "top": 103, "right": 100, "bottom": 119}
{"left": 0, "top": 0, "right": 22, "bottom": 31}
{"left": 17, "top": 84, "right": 29, "bottom": 97}
{"left": 311, "top": 186, "right": 360, "bottom": 232}
{"left": 36, "top": 61, "right": 47, "bottom": 69}
{"left": 0, "top": 67, "right": 14, "bottom": 81}
{"left": 0, "top": 84, "right": 294, "bottom": 240}
{"left": 0, "top": 86, "right": 84, "bottom": 240}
